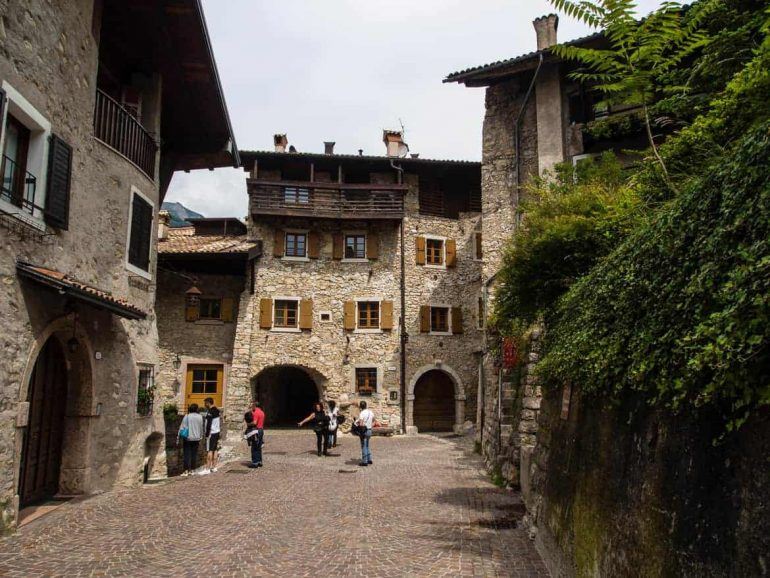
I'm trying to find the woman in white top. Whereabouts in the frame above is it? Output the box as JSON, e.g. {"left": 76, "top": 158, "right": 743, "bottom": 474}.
{"left": 178, "top": 404, "right": 204, "bottom": 476}
{"left": 357, "top": 401, "right": 374, "bottom": 467}
{"left": 326, "top": 400, "right": 339, "bottom": 449}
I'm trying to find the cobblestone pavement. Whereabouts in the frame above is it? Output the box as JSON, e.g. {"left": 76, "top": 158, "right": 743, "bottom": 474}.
{"left": 0, "top": 431, "right": 548, "bottom": 577}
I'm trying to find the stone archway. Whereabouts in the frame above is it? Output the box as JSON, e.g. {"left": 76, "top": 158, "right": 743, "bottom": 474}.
{"left": 406, "top": 363, "right": 466, "bottom": 435}
{"left": 251, "top": 365, "right": 326, "bottom": 427}
{"left": 17, "top": 318, "right": 94, "bottom": 506}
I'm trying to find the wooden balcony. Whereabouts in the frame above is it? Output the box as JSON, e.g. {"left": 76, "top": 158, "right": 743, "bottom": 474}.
{"left": 248, "top": 180, "right": 406, "bottom": 220}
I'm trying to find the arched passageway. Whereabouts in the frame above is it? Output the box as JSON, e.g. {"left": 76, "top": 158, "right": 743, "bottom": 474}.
{"left": 252, "top": 366, "right": 322, "bottom": 427}
{"left": 413, "top": 369, "right": 456, "bottom": 432}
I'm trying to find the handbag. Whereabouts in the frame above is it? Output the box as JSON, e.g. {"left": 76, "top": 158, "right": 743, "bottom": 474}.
{"left": 179, "top": 427, "right": 189, "bottom": 439}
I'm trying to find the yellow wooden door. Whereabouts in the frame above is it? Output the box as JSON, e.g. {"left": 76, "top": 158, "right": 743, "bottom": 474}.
{"left": 185, "top": 365, "right": 223, "bottom": 410}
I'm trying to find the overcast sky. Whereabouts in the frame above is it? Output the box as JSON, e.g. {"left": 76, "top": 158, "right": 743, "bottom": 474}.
{"left": 165, "top": 0, "right": 663, "bottom": 219}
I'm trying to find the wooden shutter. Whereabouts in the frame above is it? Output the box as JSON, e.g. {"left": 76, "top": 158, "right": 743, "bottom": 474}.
{"left": 128, "top": 193, "right": 153, "bottom": 271}
{"left": 420, "top": 305, "right": 430, "bottom": 333}
{"left": 259, "top": 298, "right": 273, "bottom": 329}
{"left": 343, "top": 301, "right": 356, "bottom": 330}
{"left": 451, "top": 307, "right": 464, "bottom": 334}
{"left": 185, "top": 301, "right": 200, "bottom": 322}
{"left": 44, "top": 134, "right": 73, "bottom": 230}
{"left": 366, "top": 232, "right": 379, "bottom": 259}
{"left": 381, "top": 300, "right": 393, "bottom": 330}
{"left": 221, "top": 298, "right": 235, "bottom": 322}
{"left": 475, "top": 232, "right": 483, "bottom": 259}
{"left": 415, "top": 236, "right": 426, "bottom": 265}
{"left": 446, "top": 239, "right": 457, "bottom": 268}
{"left": 308, "top": 232, "right": 320, "bottom": 259}
{"left": 332, "top": 233, "right": 344, "bottom": 259}
{"left": 273, "top": 229, "right": 285, "bottom": 257}
{"left": 299, "top": 299, "right": 313, "bottom": 329}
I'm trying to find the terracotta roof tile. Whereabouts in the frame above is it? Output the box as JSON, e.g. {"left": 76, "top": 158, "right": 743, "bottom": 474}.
{"left": 158, "top": 233, "right": 259, "bottom": 255}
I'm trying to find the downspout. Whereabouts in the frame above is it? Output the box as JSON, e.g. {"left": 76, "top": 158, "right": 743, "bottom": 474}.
{"left": 513, "top": 52, "right": 543, "bottom": 226}
{"left": 391, "top": 159, "right": 407, "bottom": 434}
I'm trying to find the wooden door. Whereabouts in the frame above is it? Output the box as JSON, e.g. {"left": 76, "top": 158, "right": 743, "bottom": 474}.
{"left": 185, "top": 365, "right": 223, "bottom": 409}
{"left": 413, "top": 370, "right": 455, "bottom": 432}
{"left": 20, "top": 338, "right": 68, "bottom": 506}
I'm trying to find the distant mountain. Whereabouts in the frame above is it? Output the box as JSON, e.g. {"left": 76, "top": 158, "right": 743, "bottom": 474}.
{"left": 161, "top": 202, "right": 204, "bottom": 228}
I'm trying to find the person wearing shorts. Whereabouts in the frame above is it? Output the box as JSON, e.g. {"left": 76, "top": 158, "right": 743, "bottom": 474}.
{"left": 201, "top": 397, "right": 221, "bottom": 475}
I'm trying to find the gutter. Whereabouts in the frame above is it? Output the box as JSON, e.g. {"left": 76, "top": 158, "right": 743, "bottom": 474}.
{"left": 391, "top": 159, "right": 408, "bottom": 434}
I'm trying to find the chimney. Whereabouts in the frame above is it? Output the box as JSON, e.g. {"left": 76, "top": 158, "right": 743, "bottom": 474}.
{"left": 533, "top": 14, "right": 559, "bottom": 50}
{"left": 410, "top": 153, "right": 420, "bottom": 159}
{"left": 274, "top": 133, "right": 288, "bottom": 153}
{"left": 324, "top": 141, "right": 335, "bottom": 155}
{"left": 383, "top": 130, "right": 409, "bottom": 158}
{"left": 157, "top": 210, "right": 170, "bottom": 240}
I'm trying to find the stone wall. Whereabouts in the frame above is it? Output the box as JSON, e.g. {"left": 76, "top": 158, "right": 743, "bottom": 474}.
{"left": 0, "top": 0, "right": 166, "bottom": 530}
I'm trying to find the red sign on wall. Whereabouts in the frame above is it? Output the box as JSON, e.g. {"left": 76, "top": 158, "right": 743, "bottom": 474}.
{"left": 502, "top": 338, "right": 518, "bottom": 368}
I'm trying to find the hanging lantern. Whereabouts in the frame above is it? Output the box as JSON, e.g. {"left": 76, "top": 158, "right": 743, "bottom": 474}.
{"left": 185, "top": 285, "right": 202, "bottom": 307}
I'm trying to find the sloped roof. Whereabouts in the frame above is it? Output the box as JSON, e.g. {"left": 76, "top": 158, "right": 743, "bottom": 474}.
{"left": 158, "top": 230, "right": 260, "bottom": 256}
{"left": 239, "top": 150, "right": 480, "bottom": 168}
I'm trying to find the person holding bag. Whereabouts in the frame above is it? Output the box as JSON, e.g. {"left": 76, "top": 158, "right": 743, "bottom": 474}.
{"left": 326, "top": 400, "right": 339, "bottom": 449}
{"left": 178, "top": 403, "right": 204, "bottom": 476}
{"left": 356, "top": 401, "right": 374, "bottom": 467}
{"left": 298, "top": 402, "right": 330, "bottom": 456}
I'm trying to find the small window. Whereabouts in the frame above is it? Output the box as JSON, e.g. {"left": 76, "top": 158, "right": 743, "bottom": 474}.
{"left": 355, "top": 367, "right": 377, "bottom": 396}
{"left": 358, "top": 301, "right": 380, "bottom": 329}
{"left": 274, "top": 299, "right": 299, "bottom": 328}
{"left": 191, "top": 367, "right": 219, "bottom": 394}
{"left": 127, "top": 190, "right": 154, "bottom": 273}
{"left": 199, "top": 298, "right": 222, "bottom": 320}
{"left": 345, "top": 234, "right": 366, "bottom": 259}
{"left": 426, "top": 238, "right": 444, "bottom": 266}
{"left": 136, "top": 364, "right": 155, "bottom": 416}
{"left": 319, "top": 311, "right": 332, "bottom": 322}
{"left": 285, "top": 232, "right": 307, "bottom": 258}
{"left": 284, "top": 187, "right": 309, "bottom": 204}
{"left": 474, "top": 232, "right": 483, "bottom": 260}
{"left": 431, "top": 306, "right": 450, "bottom": 333}
{"left": 477, "top": 297, "right": 485, "bottom": 329}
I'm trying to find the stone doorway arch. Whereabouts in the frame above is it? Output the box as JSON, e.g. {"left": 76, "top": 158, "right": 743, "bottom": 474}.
{"left": 406, "top": 364, "right": 466, "bottom": 435}
{"left": 251, "top": 365, "right": 327, "bottom": 427}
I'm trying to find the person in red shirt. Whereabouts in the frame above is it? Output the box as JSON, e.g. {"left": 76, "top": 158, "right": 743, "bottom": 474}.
{"left": 249, "top": 401, "right": 265, "bottom": 466}
{"left": 251, "top": 401, "right": 265, "bottom": 428}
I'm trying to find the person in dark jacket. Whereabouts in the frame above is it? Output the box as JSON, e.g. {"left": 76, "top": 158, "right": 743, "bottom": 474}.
{"left": 201, "top": 397, "right": 221, "bottom": 475}
{"left": 244, "top": 411, "right": 263, "bottom": 468}
{"left": 298, "top": 402, "right": 330, "bottom": 456}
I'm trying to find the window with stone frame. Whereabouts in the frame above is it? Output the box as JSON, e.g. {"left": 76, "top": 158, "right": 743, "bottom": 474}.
{"left": 430, "top": 306, "right": 450, "bottom": 333}
{"left": 426, "top": 238, "right": 444, "bottom": 266}
{"left": 345, "top": 234, "right": 366, "bottom": 259}
{"left": 274, "top": 299, "right": 299, "bottom": 328}
{"left": 355, "top": 367, "right": 377, "bottom": 396}
{"left": 199, "top": 297, "right": 222, "bottom": 320}
{"left": 357, "top": 301, "right": 380, "bottom": 329}
{"left": 285, "top": 232, "right": 307, "bottom": 258}
{"left": 136, "top": 364, "right": 155, "bottom": 416}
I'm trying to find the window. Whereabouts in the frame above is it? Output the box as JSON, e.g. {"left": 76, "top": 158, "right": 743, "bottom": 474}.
{"left": 358, "top": 301, "right": 380, "bottom": 329}
{"left": 186, "top": 364, "right": 223, "bottom": 409}
{"left": 284, "top": 186, "right": 309, "bottom": 204}
{"left": 127, "top": 188, "right": 154, "bottom": 275}
{"left": 1, "top": 115, "right": 32, "bottom": 208}
{"left": 319, "top": 311, "right": 332, "bottom": 322}
{"left": 285, "top": 232, "right": 307, "bottom": 258}
{"left": 474, "top": 232, "right": 483, "bottom": 260}
{"left": 478, "top": 297, "right": 485, "bottom": 329}
{"left": 274, "top": 299, "right": 299, "bottom": 328}
{"left": 355, "top": 367, "right": 377, "bottom": 396}
{"left": 431, "top": 306, "right": 450, "bottom": 333}
{"left": 426, "top": 238, "right": 444, "bottom": 266}
{"left": 136, "top": 364, "right": 155, "bottom": 416}
{"left": 199, "top": 298, "right": 222, "bottom": 320}
{"left": 345, "top": 234, "right": 366, "bottom": 259}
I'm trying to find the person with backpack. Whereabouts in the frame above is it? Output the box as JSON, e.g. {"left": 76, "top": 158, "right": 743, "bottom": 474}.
{"left": 326, "top": 400, "right": 339, "bottom": 449}
{"left": 178, "top": 403, "right": 204, "bottom": 476}
{"left": 356, "top": 401, "right": 374, "bottom": 467}
{"left": 243, "top": 410, "right": 263, "bottom": 468}
{"left": 298, "top": 401, "right": 330, "bottom": 456}
{"left": 200, "top": 397, "right": 221, "bottom": 475}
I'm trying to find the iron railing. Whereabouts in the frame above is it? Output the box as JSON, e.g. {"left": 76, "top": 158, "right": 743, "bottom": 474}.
{"left": 1, "top": 155, "right": 41, "bottom": 216}
{"left": 249, "top": 180, "right": 406, "bottom": 220}
{"left": 93, "top": 88, "right": 157, "bottom": 179}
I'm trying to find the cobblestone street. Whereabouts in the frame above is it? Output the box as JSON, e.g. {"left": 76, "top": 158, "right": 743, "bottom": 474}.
{"left": 0, "top": 432, "right": 548, "bottom": 577}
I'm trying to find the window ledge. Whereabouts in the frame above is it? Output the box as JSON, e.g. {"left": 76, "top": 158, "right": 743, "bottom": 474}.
{"left": 429, "top": 331, "right": 453, "bottom": 336}
{"left": 425, "top": 264, "right": 447, "bottom": 270}
{"left": 354, "top": 328, "right": 383, "bottom": 334}
{"left": 271, "top": 327, "right": 302, "bottom": 333}
{"left": 195, "top": 319, "right": 224, "bottom": 326}
{"left": 342, "top": 258, "right": 369, "bottom": 264}
{"left": 281, "top": 256, "right": 310, "bottom": 263}
{"left": 125, "top": 262, "right": 153, "bottom": 280}
{"left": 0, "top": 199, "right": 47, "bottom": 231}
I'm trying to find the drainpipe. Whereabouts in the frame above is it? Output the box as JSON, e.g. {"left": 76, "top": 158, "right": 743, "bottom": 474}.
{"left": 479, "top": 271, "right": 498, "bottom": 451}
{"left": 512, "top": 52, "right": 543, "bottom": 226}
{"left": 391, "top": 160, "right": 407, "bottom": 434}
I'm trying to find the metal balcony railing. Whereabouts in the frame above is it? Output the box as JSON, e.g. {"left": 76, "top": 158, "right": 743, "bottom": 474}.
{"left": 1, "top": 155, "right": 41, "bottom": 216}
{"left": 93, "top": 88, "right": 157, "bottom": 179}
{"left": 249, "top": 180, "right": 406, "bottom": 220}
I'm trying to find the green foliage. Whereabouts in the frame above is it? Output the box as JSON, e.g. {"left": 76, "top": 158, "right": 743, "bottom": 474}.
{"left": 492, "top": 153, "right": 642, "bottom": 333}
{"left": 539, "top": 124, "right": 770, "bottom": 432}
{"left": 583, "top": 110, "right": 645, "bottom": 143}
{"left": 162, "top": 403, "right": 179, "bottom": 421}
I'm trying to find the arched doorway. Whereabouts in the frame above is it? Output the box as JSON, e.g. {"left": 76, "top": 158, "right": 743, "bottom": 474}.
{"left": 19, "top": 337, "right": 68, "bottom": 506}
{"left": 413, "top": 369, "right": 456, "bottom": 432}
{"left": 252, "top": 366, "right": 322, "bottom": 427}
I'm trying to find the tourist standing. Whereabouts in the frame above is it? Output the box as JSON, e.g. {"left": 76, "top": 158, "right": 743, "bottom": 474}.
{"left": 326, "top": 400, "right": 339, "bottom": 449}
{"left": 298, "top": 402, "right": 330, "bottom": 456}
{"left": 243, "top": 411, "right": 263, "bottom": 468}
{"left": 357, "top": 401, "right": 374, "bottom": 467}
{"left": 178, "top": 403, "right": 204, "bottom": 476}
{"left": 201, "top": 397, "right": 221, "bottom": 475}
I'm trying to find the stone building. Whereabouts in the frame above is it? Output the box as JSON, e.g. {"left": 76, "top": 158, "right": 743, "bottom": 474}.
{"left": 0, "top": 0, "right": 237, "bottom": 530}
{"left": 211, "top": 133, "right": 484, "bottom": 434}
{"left": 444, "top": 16, "right": 648, "bottom": 475}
